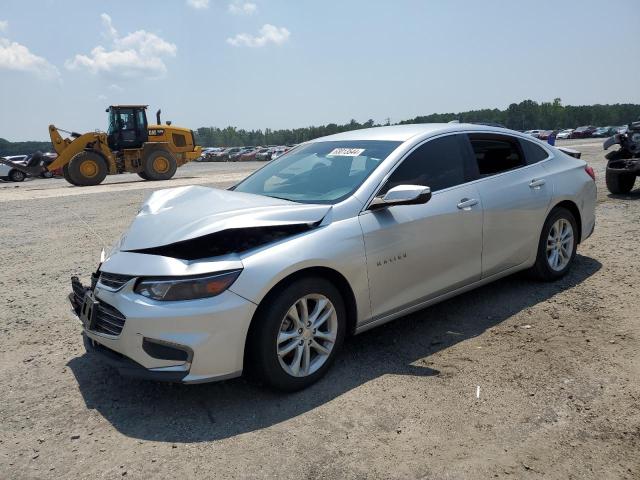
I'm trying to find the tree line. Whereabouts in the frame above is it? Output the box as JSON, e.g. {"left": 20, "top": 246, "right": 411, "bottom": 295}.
{"left": 195, "top": 99, "right": 640, "bottom": 147}
{"left": 2, "top": 99, "right": 640, "bottom": 154}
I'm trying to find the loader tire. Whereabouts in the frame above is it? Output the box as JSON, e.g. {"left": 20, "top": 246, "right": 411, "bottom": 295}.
{"left": 606, "top": 170, "right": 635, "bottom": 194}
{"left": 63, "top": 164, "right": 79, "bottom": 186}
{"left": 142, "top": 150, "right": 178, "bottom": 181}
{"left": 68, "top": 151, "right": 108, "bottom": 186}
{"left": 137, "top": 171, "right": 150, "bottom": 180}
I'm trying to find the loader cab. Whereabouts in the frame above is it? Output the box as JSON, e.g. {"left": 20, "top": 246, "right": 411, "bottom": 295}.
{"left": 106, "top": 105, "right": 149, "bottom": 151}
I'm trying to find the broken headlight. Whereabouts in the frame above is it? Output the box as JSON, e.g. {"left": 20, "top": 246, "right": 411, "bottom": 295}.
{"left": 134, "top": 270, "right": 242, "bottom": 301}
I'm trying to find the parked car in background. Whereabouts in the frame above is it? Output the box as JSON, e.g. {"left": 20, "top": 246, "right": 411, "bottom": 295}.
{"left": 215, "top": 147, "right": 242, "bottom": 162}
{"left": 524, "top": 130, "right": 545, "bottom": 138}
{"left": 72, "top": 123, "right": 596, "bottom": 391}
{"left": 239, "top": 147, "right": 264, "bottom": 162}
{"left": 241, "top": 147, "right": 270, "bottom": 162}
{"left": 592, "top": 126, "right": 620, "bottom": 138}
{"left": 198, "top": 147, "right": 224, "bottom": 161}
{"left": 256, "top": 147, "right": 276, "bottom": 161}
{"left": 538, "top": 130, "right": 559, "bottom": 140}
{"left": 211, "top": 148, "right": 234, "bottom": 161}
{"left": 556, "top": 129, "right": 574, "bottom": 139}
{"left": 571, "top": 126, "right": 597, "bottom": 138}
{"left": 229, "top": 147, "right": 255, "bottom": 162}
{"left": 271, "top": 147, "right": 290, "bottom": 160}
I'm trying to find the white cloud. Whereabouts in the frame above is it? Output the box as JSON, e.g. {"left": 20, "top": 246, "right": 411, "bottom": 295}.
{"left": 0, "top": 38, "right": 60, "bottom": 79}
{"left": 186, "top": 0, "right": 209, "bottom": 9}
{"left": 100, "top": 13, "right": 118, "bottom": 40}
{"left": 227, "top": 24, "right": 290, "bottom": 48}
{"left": 66, "top": 14, "right": 177, "bottom": 79}
{"left": 228, "top": 1, "right": 257, "bottom": 15}
{"left": 0, "top": 20, "right": 8, "bottom": 32}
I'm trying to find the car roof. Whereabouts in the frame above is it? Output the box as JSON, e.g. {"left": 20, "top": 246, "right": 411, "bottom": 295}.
{"left": 311, "top": 123, "right": 520, "bottom": 142}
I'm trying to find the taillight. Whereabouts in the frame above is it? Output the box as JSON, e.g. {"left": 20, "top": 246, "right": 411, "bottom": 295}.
{"left": 585, "top": 166, "right": 596, "bottom": 181}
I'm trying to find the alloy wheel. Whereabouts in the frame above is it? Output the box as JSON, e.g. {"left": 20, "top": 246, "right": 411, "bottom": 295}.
{"left": 546, "top": 218, "right": 574, "bottom": 271}
{"left": 276, "top": 294, "right": 338, "bottom": 377}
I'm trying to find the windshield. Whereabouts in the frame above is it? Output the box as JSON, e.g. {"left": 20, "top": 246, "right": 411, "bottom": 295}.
{"left": 234, "top": 140, "right": 401, "bottom": 204}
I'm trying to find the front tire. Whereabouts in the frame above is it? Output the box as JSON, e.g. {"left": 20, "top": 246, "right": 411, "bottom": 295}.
{"left": 247, "top": 277, "right": 346, "bottom": 391}
{"left": 606, "top": 170, "right": 635, "bottom": 194}
{"left": 529, "top": 207, "right": 578, "bottom": 281}
{"left": 67, "top": 151, "right": 108, "bottom": 186}
{"left": 62, "top": 164, "right": 79, "bottom": 186}
{"left": 9, "top": 169, "right": 26, "bottom": 182}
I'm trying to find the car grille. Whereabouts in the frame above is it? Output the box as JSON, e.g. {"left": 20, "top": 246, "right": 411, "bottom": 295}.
{"left": 92, "top": 301, "right": 126, "bottom": 336}
{"left": 98, "top": 272, "right": 134, "bottom": 290}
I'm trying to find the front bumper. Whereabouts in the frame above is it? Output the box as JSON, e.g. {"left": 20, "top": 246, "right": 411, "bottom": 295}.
{"left": 69, "top": 276, "right": 257, "bottom": 384}
{"left": 82, "top": 333, "right": 189, "bottom": 382}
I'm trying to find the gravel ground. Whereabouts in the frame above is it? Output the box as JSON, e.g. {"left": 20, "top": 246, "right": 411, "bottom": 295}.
{"left": 1, "top": 139, "right": 638, "bottom": 479}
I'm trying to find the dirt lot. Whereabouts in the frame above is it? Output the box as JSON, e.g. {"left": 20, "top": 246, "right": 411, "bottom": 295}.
{"left": 1, "top": 139, "right": 638, "bottom": 479}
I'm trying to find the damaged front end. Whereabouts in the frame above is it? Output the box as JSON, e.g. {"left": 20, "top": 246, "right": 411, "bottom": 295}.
{"left": 129, "top": 223, "right": 319, "bottom": 260}
{"left": 106, "top": 185, "right": 332, "bottom": 268}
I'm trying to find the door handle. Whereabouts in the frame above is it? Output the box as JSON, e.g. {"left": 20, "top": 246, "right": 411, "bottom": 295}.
{"left": 457, "top": 198, "right": 479, "bottom": 210}
{"left": 529, "top": 179, "right": 546, "bottom": 189}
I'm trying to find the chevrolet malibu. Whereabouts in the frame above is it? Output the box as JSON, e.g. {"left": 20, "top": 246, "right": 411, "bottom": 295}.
{"left": 70, "top": 124, "right": 596, "bottom": 391}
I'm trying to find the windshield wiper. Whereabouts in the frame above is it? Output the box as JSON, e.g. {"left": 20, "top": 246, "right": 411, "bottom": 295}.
{"left": 264, "top": 194, "right": 299, "bottom": 203}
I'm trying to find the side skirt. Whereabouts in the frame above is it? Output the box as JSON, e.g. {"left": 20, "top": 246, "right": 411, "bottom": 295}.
{"left": 354, "top": 262, "right": 529, "bottom": 335}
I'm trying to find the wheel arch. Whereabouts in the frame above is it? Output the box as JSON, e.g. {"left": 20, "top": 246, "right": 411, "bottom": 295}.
{"left": 242, "top": 266, "right": 358, "bottom": 366}
{"left": 142, "top": 142, "right": 172, "bottom": 156}
{"left": 549, "top": 199, "right": 582, "bottom": 244}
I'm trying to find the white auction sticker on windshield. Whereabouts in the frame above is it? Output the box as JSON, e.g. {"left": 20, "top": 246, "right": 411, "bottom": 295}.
{"left": 327, "top": 148, "right": 365, "bottom": 157}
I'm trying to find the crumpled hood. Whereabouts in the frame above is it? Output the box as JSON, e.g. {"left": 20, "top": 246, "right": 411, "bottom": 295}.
{"left": 119, "top": 185, "right": 332, "bottom": 251}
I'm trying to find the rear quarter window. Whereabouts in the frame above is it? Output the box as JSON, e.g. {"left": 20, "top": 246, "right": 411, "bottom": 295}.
{"left": 520, "top": 139, "right": 550, "bottom": 164}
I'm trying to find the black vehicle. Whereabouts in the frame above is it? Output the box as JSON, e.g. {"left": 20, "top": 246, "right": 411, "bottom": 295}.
{"left": 603, "top": 121, "right": 640, "bottom": 194}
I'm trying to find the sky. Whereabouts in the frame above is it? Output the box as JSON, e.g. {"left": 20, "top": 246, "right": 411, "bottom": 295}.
{"left": 0, "top": 0, "right": 639, "bottom": 141}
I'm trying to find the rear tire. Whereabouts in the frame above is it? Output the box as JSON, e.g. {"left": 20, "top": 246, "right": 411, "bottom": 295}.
{"left": 529, "top": 207, "right": 578, "bottom": 281}
{"left": 67, "top": 151, "right": 108, "bottom": 186}
{"left": 606, "top": 170, "right": 635, "bottom": 194}
{"left": 246, "top": 277, "right": 346, "bottom": 392}
{"left": 9, "top": 169, "right": 26, "bottom": 182}
{"left": 142, "top": 150, "right": 178, "bottom": 181}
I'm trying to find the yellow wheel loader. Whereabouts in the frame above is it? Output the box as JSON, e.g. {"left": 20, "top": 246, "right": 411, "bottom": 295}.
{"left": 22, "top": 105, "right": 201, "bottom": 186}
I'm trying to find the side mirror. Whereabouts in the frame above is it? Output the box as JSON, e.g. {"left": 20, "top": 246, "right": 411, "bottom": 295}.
{"left": 369, "top": 184, "right": 432, "bottom": 210}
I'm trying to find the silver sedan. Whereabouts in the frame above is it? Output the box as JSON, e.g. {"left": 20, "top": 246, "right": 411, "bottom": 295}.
{"left": 70, "top": 124, "right": 596, "bottom": 391}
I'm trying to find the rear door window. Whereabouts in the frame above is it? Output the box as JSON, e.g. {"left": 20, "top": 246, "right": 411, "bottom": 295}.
{"left": 467, "top": 134, "right": 526, "bottom": 176}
